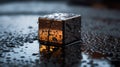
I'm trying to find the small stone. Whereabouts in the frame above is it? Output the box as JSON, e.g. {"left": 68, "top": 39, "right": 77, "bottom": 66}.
{"left": 13, "top": 58, "right": 16, "bottom": 60}
{"left": 81, "top": 60, "right": 87, "bottom": 63}
{"left": 28, "top": 26, "right": 33, "bottom": 29}
{"left": 32, "top": 53, "right": 38, "bottom": 56}
{"left": 6, "top": 57, "right": 11, "bottom": 59}
{"left": 20, "top": 56, "right": 25, "bottom": 58}
{"left": 7, "top": 54, "right": 11, "bottom": 56}
{"left": 93, "top": 63, "right": 99, "bottom": 66}
{"left": 29, "top": 40, "right": 33, "bottom": 43}
{"left": 3, "top": 49, "right": 10, "bottom": 52}
{"left": 25, "top": 46, "right": 28, "bottom": 48}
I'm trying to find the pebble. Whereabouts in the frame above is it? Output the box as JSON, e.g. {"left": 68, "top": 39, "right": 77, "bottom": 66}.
{"left": 32, "top": 53, "right": 38, "bottom": 56}
{"left": 81, "top": 60, "right": 87, "bottom": 63}
{"left": 3, "top": 49, "right": 10, "bottom": 52}
{"left": 28, "top": 26, "right": 33, "bottom": 29}
{"left": 20, "top": 56, "right": 25, "bottom": 58}
{"left": 6, "top": 57, "right": 11, "bottom": 59}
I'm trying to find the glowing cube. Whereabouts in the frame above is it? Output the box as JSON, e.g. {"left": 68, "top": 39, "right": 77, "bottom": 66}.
{"left": 38, "top": 13, "right": 81, "bottom": 46}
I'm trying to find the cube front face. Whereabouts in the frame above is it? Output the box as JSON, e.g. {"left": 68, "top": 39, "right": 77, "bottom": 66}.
{"left": 39, "top": 18, "right": 63, "bottom": 46}
{"left": 38, "top": 13, "right": 81, "bottom": 46}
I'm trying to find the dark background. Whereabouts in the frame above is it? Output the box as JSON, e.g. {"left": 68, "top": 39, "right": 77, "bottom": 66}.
{"left": 0, "top": 0, "right": 120, "bottom": 9}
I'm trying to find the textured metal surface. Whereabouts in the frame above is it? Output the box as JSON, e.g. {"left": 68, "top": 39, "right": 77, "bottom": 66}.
{"left": 64, "top": 16, "right": 81, "bottom": 44}
{"left": 39, "top": 13, "right": 81, "bottom": 45}
{"left": 39, "top": 17, "right": 63, "bottom": 45}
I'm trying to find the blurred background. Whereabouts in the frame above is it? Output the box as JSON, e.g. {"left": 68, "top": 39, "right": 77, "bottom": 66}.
{"left": 0, "top": 0, "right": 120, "bottom": 9}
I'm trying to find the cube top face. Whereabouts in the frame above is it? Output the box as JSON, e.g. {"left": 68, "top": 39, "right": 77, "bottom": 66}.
{"left": 38, "top": 13, "right": 81, "bottom": 46}
{"left": 39, "top": 13, "right": 81, "bottom": 21}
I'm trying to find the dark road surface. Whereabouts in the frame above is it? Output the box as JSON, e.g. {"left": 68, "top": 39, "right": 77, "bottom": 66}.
{"left": 0, "top": 1, "right": 120, "bottom": 67}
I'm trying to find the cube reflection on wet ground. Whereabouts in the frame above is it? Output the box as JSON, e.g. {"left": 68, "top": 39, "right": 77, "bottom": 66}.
{"left": 0, "top": 1, "right": 120, "bottom": 67}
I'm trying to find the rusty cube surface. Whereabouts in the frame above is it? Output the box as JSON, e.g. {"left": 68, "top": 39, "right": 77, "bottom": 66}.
{"left": 38, "top": 13, "right": 81, "bottom": 46}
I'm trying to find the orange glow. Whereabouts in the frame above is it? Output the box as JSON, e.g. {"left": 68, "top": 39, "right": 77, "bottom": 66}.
{"left": 40, "top": 45, "right": 47, "bottom": 52}
{"left": 39, "top": 29, "right": 63, "bottom": 44}
{"left": 39, "top": 29, "right": 49, "bottom": 42}
{"left": 40, "top": 45, "right": 62, "bottom": 61}
{"left": 40, "top": 45, "right": 55, "bottom": 52}
{"left": 49, "top": 46, "right": 55, "bottom": 52}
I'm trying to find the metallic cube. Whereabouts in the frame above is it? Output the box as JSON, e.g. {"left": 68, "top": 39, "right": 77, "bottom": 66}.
{"left": 38, "top": 13, "right": 81, "bottom": 46}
